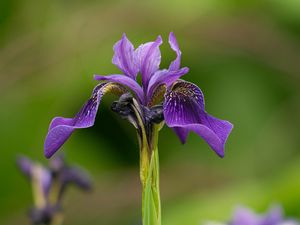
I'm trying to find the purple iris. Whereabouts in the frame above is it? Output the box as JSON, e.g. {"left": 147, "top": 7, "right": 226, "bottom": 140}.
{"left": 229, "top": 206, "right": 299, "bottom": 225}
{"left": 17, "top": 156, "right": 52, "bottom": 198}
{"left": 44, "top": 32, "right": 233, "bottom": 158}
{"left": 17, "top": 155, "right": 91, "bottom": 225}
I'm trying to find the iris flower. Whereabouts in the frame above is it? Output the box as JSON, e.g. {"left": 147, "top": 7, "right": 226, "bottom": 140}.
{"left": 44, "top": 32, "right": 233, "bottom": 158}
{"left": 44, "top": 32, "right": 233, "bottom": 225}
{"left": 17, "top": 155, "right": 91, "bottom": 225}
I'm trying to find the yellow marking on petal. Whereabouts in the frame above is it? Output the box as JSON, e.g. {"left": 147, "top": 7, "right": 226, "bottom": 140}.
{"left": 148, "top": 84, "right": 166, "bottom": 107}
{"left": 102, "top": 82, "right": 127, "bottom": 96}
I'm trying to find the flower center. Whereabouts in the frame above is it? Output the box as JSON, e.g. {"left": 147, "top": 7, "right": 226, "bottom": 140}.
{"left": 111, "top": 93, "right": 164, "bottom": 143}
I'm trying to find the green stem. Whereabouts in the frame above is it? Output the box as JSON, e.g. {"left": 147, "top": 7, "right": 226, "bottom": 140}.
{"left": 48, "top": 180, "right": 64, "bottom": 225}
{"left": 140, "top": 124, "right": 162, "bottom": 225}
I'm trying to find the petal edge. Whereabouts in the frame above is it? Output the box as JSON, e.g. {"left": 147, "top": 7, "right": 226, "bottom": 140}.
{"left": 44, "top": 83, "right": 126, "bottom": 158}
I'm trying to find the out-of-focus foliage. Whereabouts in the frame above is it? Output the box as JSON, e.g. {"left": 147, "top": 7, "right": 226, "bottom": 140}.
{"left": 0, "top": 0, "right": 300, "bottom": 225}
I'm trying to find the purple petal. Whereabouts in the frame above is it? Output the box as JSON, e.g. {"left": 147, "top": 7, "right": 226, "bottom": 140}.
{"left": 168, "top": 121, "right": 231, "bottom": 157}
{"left": 62, "top": 167, "right": 92, "bottom": 190}
{"left": 262, "top": 206, "right": 283, "bottom": 225}
{"left": 135, "top": 35, "right": 162, "bottom": 88}
{"left": 163, "top": 80, "right": 233, "bottom": 157}
{"left": 145, "top": 33, "right": 188, "bottom": 104}
{"left": 44, "top": 83, "right": 126, "bottom": 158}
{"left": 168, "top": 32, "right": 182, "bottom": 71}
{"left": 164, "top": 81, "right": 205, "bottom": 124}
{"left": 58, "top": 167, "right": 92, "bottom": 200}
{"left": 172, "top": 127, "right": 189, "bottom": 144}
{"left": 94, "top": 74, "right": 144, "bottom": 104}
{"left": 112, "top": 33, "right": 139, "bottom": 79}
{"left": 230, "top": 207, "right": 261, "bottom": 225}
{"left": 147, "top": 67, "right": 189, "bottom": 102}
{"left": 17, "top": 156, "right": 52, "bottom": 200}
{"left": 17, "top": 155, "right": 33, "bottom": 177}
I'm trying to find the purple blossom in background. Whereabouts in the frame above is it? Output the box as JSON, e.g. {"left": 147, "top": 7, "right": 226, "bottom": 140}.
{"left": 44, "top": 32, "right": 233, "bottom": 158}
{"left": 17, "top": 155, "right": 92, "bottom": 225}
{"left": 229, "top": 206, "right": 299, "bottom": 225}
{"left": 17, "top": 156, "right": 52, "bottom": 198}
{"left": 205, "top": 205, "right": 299, "bottom": 225}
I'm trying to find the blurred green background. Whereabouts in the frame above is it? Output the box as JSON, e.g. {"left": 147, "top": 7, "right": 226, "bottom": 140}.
{"left": 1, "top": 0, "right": 300, "bottom": 224}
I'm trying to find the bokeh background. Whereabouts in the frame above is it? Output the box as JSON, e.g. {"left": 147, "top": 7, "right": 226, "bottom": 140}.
{"left": 1, "top": 0, "right": 300, "bottom": 224}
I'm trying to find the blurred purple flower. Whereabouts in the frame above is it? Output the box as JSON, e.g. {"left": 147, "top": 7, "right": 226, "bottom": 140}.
{"left": 229, "top": 206, "right": 299, "bottom": 225}
{"left": 17, "top": 155, "right": 91, "bottom": 225}
{"left": 17, "top": 155, "right": 52, "bottom": 198}
{"left": 44, "top": 32, "right": 233, "bottom": 158}
{"left": 49, "top": 155, "right": 92, "bottom": 200}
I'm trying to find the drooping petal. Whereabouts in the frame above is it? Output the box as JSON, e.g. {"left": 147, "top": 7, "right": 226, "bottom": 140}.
{"left": 168, "top": 32, "right": 181, "bottom": 71}
{"left": 169, "top": 121, "right": 232, "bottom": 157}
{"left": 172, "top": 127, "right": 189, "bottom": 144}
{"left": 62, "top": 167, "right": 92, "bottom": 190}
{"left": 146, "top": 67, "right": 189, "bottom": 102}
{"left": 163, "top": 80, "right": 233, "bottom": 157}
{"left": 112, "top": 33, "right": 138, "bottom": 79}
{"left": 44, "top": 82, "right": 126, "bottom": 158}
{"left": 164, "top": 80, "right": 205, "bottom": 124}
{"left": 94, "top": 74, "right": 144, "bottom": 104}
{"left": 135, "top": 35, "right": 162, "bottom": 88}
{"left": 58, "top": 166, "right": 92, "bottom": 200}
